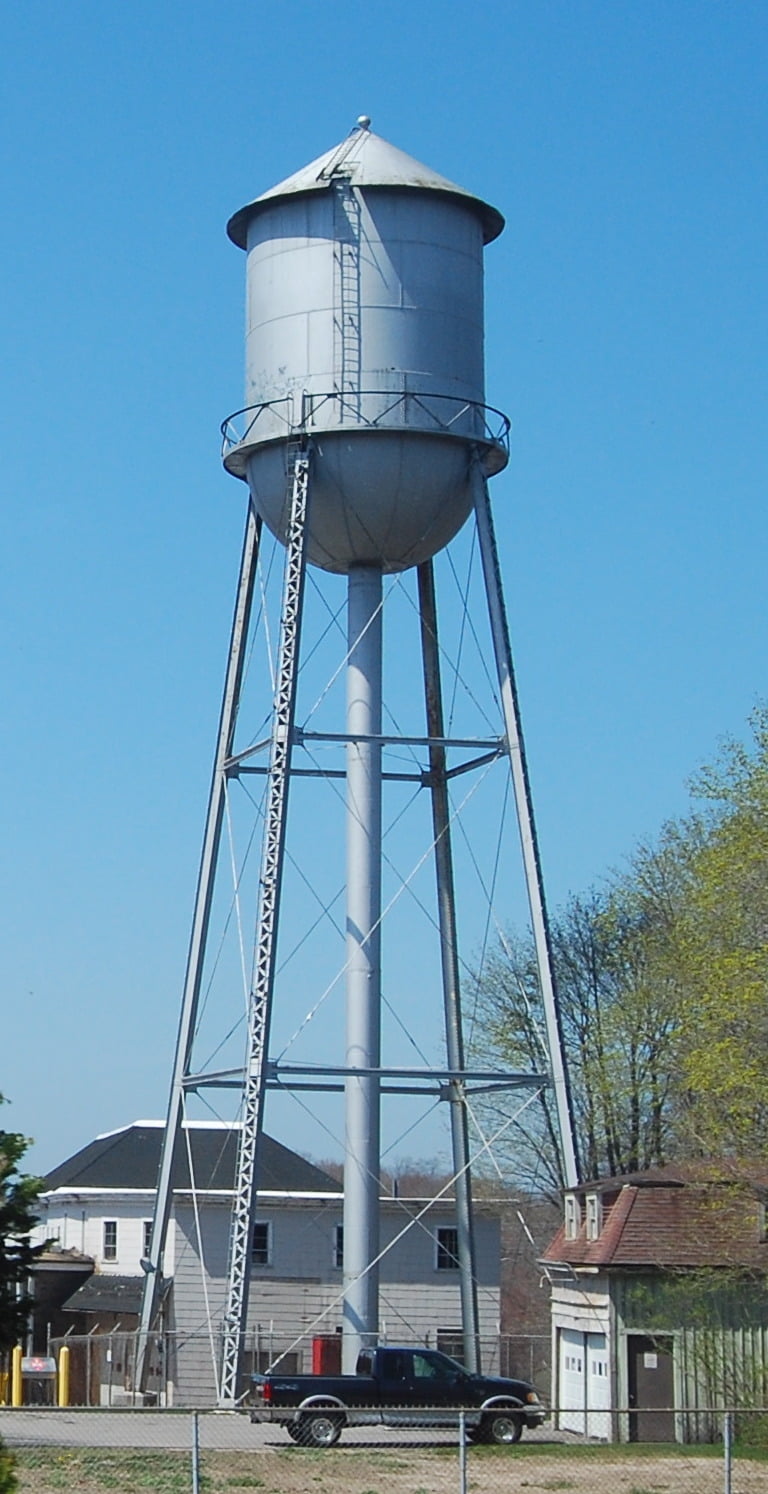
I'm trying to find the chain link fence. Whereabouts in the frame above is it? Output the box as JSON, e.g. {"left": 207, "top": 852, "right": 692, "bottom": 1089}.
{"left": 33, "top": 1331, "right": 549, "bottom": 1407}
{"left": 1, "top": 1405, "right": 766, "bottom": 1492}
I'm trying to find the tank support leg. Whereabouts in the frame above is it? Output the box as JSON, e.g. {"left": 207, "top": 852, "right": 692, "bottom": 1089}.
{"left": 218, "top": 449, "right": 312, "bottom": 1406}
{"left": 471, "top": 461, "right": 580, "bottom": 1191}
{"left": 136, "top": 498, "right": 262, "bottom": 1392}
{"left": 342, "top": 563, "right": 383, "bottom": 1372}
{"left": 418, "top": 559, "right": 481, "bottom": 1373}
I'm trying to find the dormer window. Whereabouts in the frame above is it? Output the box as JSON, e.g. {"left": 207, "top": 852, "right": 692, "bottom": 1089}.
{"left": 564, "top": 1193, "right": 581, "bottom": 1240}
{"left": 585, "top": 1192, "right": 602, "bottom": 1241}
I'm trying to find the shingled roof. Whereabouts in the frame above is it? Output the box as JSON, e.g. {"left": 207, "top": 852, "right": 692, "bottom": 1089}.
{"left": 43, "top": 1121, "right": 342, "bottom": 1196}
{"left": 543, "top": 1163, "right": 768, "bottom": 1272}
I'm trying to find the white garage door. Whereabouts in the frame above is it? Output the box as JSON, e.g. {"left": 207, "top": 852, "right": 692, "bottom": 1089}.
{"left": 585, "top": 1332, "right": 611, "bottom": 1438}
{"left": 559, "top": 1328, "right": 585, "bottom": 1433}
{"left": 558, "top": 1329, "right": 611, "bottom": 1438}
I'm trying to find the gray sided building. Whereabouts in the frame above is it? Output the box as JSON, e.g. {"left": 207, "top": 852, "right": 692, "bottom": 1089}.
{"left": 32, "top": 1120, "right": 502, "bottom": 1406}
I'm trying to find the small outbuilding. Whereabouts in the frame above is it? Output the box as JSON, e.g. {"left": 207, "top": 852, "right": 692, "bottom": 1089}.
{"left": 542, "top": 1163, "right": 768, "bottom": 1442}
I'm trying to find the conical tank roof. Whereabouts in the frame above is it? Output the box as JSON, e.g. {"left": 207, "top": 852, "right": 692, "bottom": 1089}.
{"left": 227, "top": 118, "right": 504, "bottom": 248}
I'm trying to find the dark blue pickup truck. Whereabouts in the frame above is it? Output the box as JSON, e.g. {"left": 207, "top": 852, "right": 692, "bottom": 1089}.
{"left": 251, "top": 1343, "right": 546, "bottom": 1447}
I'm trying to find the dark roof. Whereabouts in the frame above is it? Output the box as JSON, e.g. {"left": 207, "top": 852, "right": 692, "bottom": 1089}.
{"left": 62, "top": 1274, "right": 163, "bottom": 1316}
{"left": 544, "top": 1169, "right": 768, "bottom": 1272}
{"left": 569, "top": 1160, "right": 768, "bottom": 1196}
{"left": 34, "top": 1246, "right": 94, "bottom": 1270}
{"left": 43, "top": 1123, "right": 342, "bottom": 1196}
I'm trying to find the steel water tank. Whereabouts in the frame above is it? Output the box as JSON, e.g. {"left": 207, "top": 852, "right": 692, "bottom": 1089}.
{"left": 223, "top": 121, "right": 507, "bottom": 574}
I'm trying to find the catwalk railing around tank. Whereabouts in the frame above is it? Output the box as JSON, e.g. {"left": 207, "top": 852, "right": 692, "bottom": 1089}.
{"left": 221, "top": 390, "right": 511, "bottom": 477}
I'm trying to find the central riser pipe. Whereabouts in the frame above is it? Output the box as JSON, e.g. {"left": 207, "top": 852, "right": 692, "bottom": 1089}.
{"left": 343, "top": 564, "right": 383, "bottom": 1371}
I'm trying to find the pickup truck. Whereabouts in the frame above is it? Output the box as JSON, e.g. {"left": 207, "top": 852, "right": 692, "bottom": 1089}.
{"left": 251, "top": 1343, "right": 546, "bottom": 1447}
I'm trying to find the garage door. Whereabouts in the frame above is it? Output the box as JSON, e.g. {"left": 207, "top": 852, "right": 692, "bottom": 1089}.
{"left": 558, "top": 1329, "right": 611, "bottom": 1437}
{"left": 559, "top": 1328, "right": 585, "bottom": 1433}
{"left": 585, "top": 1332, "right": 611, "bottom": 1438}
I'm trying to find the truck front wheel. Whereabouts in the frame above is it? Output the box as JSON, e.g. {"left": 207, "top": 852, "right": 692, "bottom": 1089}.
{"left": 481, "top": 1410, "right": 523, "bottom": 1445}
{"left": 296, "top": 1411, "right": 343, "bottom": 1448}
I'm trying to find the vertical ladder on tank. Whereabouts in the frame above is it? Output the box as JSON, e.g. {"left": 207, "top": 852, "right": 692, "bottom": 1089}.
{"left": 332, "top": 176, "right": 362, "bottom": 419}
{"left": 218, "top": 444, "right": 311, "bottom": 1408}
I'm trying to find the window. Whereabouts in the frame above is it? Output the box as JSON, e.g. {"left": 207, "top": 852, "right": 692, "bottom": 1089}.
{"left": 436, "top": 1328, "right": 465, "bottom": 1364}
{"left": 333, "top": 1224, "right": 344, "bottom": 1269}
{"left": 585, "top": 1193, "right": 602, "bottom": 1241}
{"left": 412, "top": 1350, "right": 459, "bottom": 1384}
{"left": 436, "top": 1226, "right": 460, "bottom": 1270}
{"left": 143, "top": 1220, "right": 153, "bottom": 1259}
{"left": 103, "top": 1220, "right": 118, "bottom": 1261}
{"left": 564, "top": 1193, "right": 581, "bottom": 1240}
{"left": 251, "top": 1222, "right": 272, "bottom": 1266}
{"left": 243, "top": 1348, "right": 299, "bottom": 1376}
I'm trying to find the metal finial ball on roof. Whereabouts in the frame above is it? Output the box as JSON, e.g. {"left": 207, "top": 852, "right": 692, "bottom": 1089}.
{"left": 356, "top": 115, "right": 371, "bottom": 130}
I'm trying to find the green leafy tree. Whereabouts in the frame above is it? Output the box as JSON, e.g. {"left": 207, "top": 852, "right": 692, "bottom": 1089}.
{"left": 468, "top": 881, "right": 683, "bottom": 1193}
{"left": 470, "top": 708, "right": 768, "bottom": 1186}
{"left": 671, "top": 707, "right": 768, "bottom": 1154}
{"left": 0, "top": 1097, "right": 44, "bottom": 1354}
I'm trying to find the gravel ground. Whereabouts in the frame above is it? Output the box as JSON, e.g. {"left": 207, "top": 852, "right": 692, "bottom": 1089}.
{"left": 2, "top": 1412, "right": 767, "bottom": 1494}
{"left": 6, "top": 1443, "right": 768, "bottom": 1494}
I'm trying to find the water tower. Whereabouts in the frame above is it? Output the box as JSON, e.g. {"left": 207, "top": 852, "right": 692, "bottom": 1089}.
{"left": 138, "top": 119, "right": 578, "bottom": 1407}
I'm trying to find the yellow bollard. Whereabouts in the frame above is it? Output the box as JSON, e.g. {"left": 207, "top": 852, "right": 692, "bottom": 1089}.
{"left": 57, "top": 1345, "right": 70, "bottom": 1407}
{"left": 0, "top": 1369, "right": 8, "bottom": 1404}
{"left": 11, "top": 1346, "right": 22, "bottom": 1407}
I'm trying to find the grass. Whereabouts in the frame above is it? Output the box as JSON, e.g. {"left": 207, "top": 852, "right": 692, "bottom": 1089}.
{"left": 7, "top": 1436, "right": 768, "bottom": 1493}
{"left": 465, "top": 1437, "right": 766, "bottom": 1460}
{"left": 13, "top": 1447, "right": 192, "bottom": 1493}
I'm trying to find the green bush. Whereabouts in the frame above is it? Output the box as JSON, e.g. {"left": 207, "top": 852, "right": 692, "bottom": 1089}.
{"left": 0, "top": 1435, "right": 16, "bottom": 1494}
{"left": 735, "top": 1410, "right": 768, "bottom": 1449}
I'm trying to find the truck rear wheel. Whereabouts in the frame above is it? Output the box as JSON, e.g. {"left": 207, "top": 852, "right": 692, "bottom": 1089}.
{"left": 481, "top": 1410, "right": 523, "bottom": 1445}
{"left": 297, "top": 1411, "right": 343, "bottom": 1448}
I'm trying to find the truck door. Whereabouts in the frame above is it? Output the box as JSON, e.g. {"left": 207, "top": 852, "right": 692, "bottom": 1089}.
{"left": 380, "top": 1348, "right": 467, "bottom": 1427}
{"left": 377, "top": 1349, "right": 414, "bottom": 1415}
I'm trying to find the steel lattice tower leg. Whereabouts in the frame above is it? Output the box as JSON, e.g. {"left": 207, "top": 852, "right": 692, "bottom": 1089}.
{"left": 136, "top": 499, "right": 262, "bottom": 1391}
{"left": 471, "top": 460, "right": 580, "bottom": 1191}
{"left": 219, "top": 449, "right": 312, "bottom": 1406}
{"left": 417, "top": 559, "right": 481, "bottom": 1373}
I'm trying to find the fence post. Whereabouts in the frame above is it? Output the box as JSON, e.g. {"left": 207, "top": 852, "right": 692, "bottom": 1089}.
{"left": 723, "top": 1409, "right": 732, "bottom": 1494}
{"left": 458, "top": 1410, "right": 467, "bottom": 1494}
{"left": 191, "top": 1409, "right": 200, "bottom": 1494}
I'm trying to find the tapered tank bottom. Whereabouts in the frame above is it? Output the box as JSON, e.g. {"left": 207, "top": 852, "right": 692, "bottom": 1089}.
{"left": 245, "top": 432, "right": 477, "bottom": 574}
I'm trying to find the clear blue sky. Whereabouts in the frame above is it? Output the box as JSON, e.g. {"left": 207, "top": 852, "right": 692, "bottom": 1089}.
{"left": 2, "top": 2, "right": 766, "bottom": 1177}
